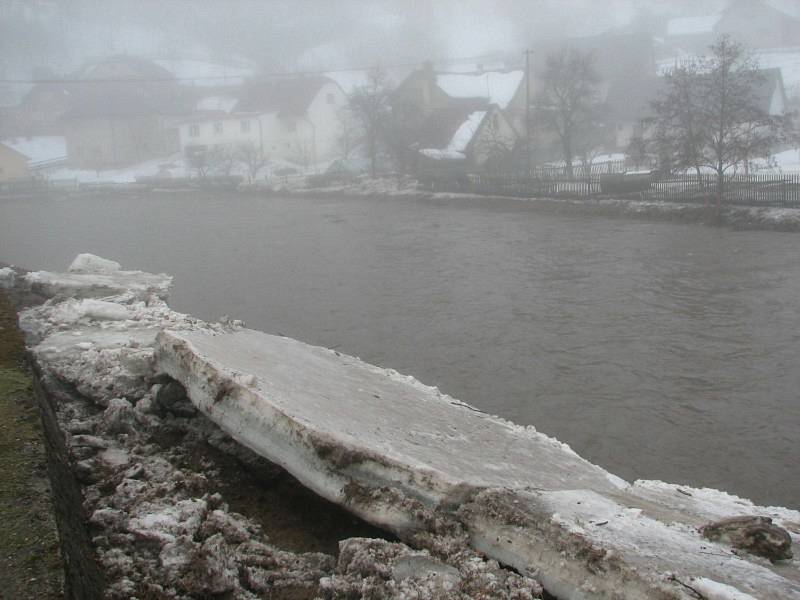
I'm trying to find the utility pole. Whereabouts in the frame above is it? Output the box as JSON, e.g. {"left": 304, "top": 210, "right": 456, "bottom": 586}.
{"left": 524, "top": 49, "right": 532, "bottom": 176}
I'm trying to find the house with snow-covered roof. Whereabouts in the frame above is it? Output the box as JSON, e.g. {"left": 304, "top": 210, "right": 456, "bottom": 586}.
{"left": 1, "top": 136, "right": 67, "bottom": 173}
{"left": 394, "top": 62, "right": 525, "bottom": 117}
{"left": 393, "top": 63, "right": 523, "bottom": 172}
{"left": 416, "top": 104, "right": 516, "bottom": 172}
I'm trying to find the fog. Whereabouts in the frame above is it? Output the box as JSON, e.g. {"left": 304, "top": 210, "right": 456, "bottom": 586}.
{"left": 2, "top": 0, "right": 725, "bottom": 91}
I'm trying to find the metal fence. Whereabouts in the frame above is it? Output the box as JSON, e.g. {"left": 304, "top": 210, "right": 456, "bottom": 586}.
{"left": 422, "top": 172, "right": 800, "bottom": 208}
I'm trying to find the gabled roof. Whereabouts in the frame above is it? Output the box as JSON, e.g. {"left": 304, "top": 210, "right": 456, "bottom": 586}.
{"left": 435, "top": 71, "right": 524, "bottom": 110}
{"left": 418, "top": 106, "right": 491, "bottom": 159}
{"left": 64, "top": 84, "right": 186, "bottom": 118}
{"left": 1, "top": 136, "right": 66, "bottom": 167}
{"left": 750, "top": 68, "right": 787, "bottom": 115}
{"left": 235, "top": 76, "right": 333, "bottom": 116}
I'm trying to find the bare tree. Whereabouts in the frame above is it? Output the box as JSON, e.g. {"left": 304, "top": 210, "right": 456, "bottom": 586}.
{"left": 625, "top": 135, "right": 650, "bottom": 171}
{"left": 346, "top": 66, "right": 392, "bottom": 177}
{"left": 207, "top": 145, "right": 236, "bottom": 176}
{"left": 473, "top": 113, "right": 515, "bottom": 173}
{"left": 536, "top": 47, "right": 601, "bottom": 176}
{"left": 646, "top": 61, "right": 707, "bottom": 179}
{"left": 648, "top": 36, "right": 791, "bottom": 206}
{"left": 236, "top": 142, "right": 268, "bottom": 182}
{"left": 336, "top": 106, "right": 360, "bottom": 161}
{"left": 186, "top": 147, "right": 210, "bottom": 178}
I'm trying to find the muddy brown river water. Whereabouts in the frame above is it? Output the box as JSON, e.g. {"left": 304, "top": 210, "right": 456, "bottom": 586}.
{"left": 2, "top": 190, "right": 799, "bottom": 508}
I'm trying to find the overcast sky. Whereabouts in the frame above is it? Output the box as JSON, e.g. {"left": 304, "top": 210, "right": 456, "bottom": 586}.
{"left": 0, "top": 0, "right": 736, "bottom": 81}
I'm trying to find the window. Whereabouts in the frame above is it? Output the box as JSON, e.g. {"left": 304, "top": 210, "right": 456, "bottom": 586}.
{"left": 214, "top": 122, "right": 223, "bottom": 135}
{"left": 326, "top": 92, "right": 335, "bottom": 105}
{"left": 240, "top": 119, "right": 251, "bottom": 133}
{"left": 287, "top": 121, "right": 297, "bottom": 133}
{"left": 189, "top": 124, "right": 200, "bottom": 137}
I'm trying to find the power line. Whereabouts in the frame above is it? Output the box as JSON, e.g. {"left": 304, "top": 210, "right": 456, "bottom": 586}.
{"left": 0, "top": 53, "right": 513, "bottom": 85}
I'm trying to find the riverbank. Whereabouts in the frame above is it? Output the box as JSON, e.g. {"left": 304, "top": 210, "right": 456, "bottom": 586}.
{"left": 5, "top": 256, "right": 799, "bottom": 599}
{"left": 263, "top": 176, "right": 800, "bottom": 231}
{"left": 0, "top": 290, "right": 63, "bottom": 599}
{"left": 4, "top": 258, "right": 549, "bottom": 599}
{"left": 5, "top": 177, "right": 800, "bottom": 232}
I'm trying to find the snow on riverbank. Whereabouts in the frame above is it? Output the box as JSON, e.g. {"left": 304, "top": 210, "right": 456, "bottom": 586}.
{"left": 12, "top": 255, "right": 796, "bottom": 598}
{"left": 8, "top": 255, "right": 549, "bottom": 599}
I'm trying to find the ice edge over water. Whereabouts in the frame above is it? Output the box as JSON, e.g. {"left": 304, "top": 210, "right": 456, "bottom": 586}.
{"left": 14, "top": 254, "right": 800, "bottom": 600}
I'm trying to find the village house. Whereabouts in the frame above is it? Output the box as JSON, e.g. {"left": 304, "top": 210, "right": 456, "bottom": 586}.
{"left": 393, "top": 64, "right": 524, "bottom": 172}
{"left": 416, "top": 104, "right": 517, "bottom": 173}
{"left": 605, "top": 68, "right": 788, "bottom": 158}
{"left": 0, "top": 141, "right": 30, "bottom": 181}
{"left": 61, "top": 57, "right": 189, "bottom": 169}
{"left": 178, "top": 76, "right": 347, "bottom": 171}
{"left": 664, "top": 0, "right": 800, "bottom": 55}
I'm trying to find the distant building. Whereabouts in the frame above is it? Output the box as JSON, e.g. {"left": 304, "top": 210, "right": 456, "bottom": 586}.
{"left": 605, "top": 68, "right": 788, "bottom": 151}
{"left": 61, "top": 56, "right": 189, "bottom": 169}
{"left": 416, "top": 105, "right": 517, "bottom": 172}
{"left": 0, "top": 142, "right": 30, "bottom": 181}
{"left": 179, "top": 76, "right": 348, "bottom": 169}
{"left": 664, "top": 0, "right": 800, "bottom": 54}
{"left": 393, "top": 64, "right": 524, "bottom": 171}
{"left": 1, "top": 135, "right": 67, "bottom": 171}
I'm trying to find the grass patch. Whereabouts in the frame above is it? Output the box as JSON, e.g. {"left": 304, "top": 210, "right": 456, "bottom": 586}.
{"left": 0, "top": 291, "right": 63, "bottom": 599}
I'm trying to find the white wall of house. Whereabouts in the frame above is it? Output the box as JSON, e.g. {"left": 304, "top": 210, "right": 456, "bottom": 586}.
{"left": 179, "top": 80, "right": 348, "bottom": 169}
{"left": 257, "top": 81, "right": 347, "bottom": 166}
{"left": 179, "top": 116, "right": 260, "bottom": 154}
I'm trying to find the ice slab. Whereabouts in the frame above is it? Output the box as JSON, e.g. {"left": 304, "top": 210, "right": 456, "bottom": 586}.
{"left": 23, "top": 267, "right": 171, "bottom": 301}
{"left": 155, "top": 328, "right": 800, "bottom": 599}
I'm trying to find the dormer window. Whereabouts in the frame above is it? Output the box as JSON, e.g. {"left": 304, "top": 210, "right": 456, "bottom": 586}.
{"left": 189, "top": 124, "right": 200, "bottom": 137}
{"left": 214, "top": 122, "right": 223, "bottom": 135}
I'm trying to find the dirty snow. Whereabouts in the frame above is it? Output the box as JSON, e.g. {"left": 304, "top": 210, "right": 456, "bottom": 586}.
{"left": 688, "top": 577, "right": 758, "bottom": 600}
{"left": 11, "top": 254, "right": 800, "bottom": 599}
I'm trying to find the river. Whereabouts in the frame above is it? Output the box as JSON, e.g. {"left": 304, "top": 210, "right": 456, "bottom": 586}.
{"left": 2, "top": 190, "right": 799, "bottom": 508}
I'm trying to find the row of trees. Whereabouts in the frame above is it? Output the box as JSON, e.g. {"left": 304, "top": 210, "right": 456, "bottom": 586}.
{"left": 534, "top": 35, "right": 795, "bottom": 203}
{"left": 646, "top": 36, "right": 793, "bottom": 204}
{"left": 187, "top": 142, "right": 268, "bottom": 181}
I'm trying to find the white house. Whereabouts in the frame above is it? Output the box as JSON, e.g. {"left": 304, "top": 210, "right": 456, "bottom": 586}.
{"left": 178, "top": 76, "right": 348, "bottom": 170}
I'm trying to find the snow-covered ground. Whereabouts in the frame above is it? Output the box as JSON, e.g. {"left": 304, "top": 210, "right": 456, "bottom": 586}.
{"left": 42, "top": 154, "right": 191, "bottom": 184}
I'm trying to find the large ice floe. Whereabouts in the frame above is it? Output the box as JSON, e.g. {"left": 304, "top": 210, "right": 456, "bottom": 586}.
{"left": 12, "top": 254, "right": 800, "bottom": 599}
